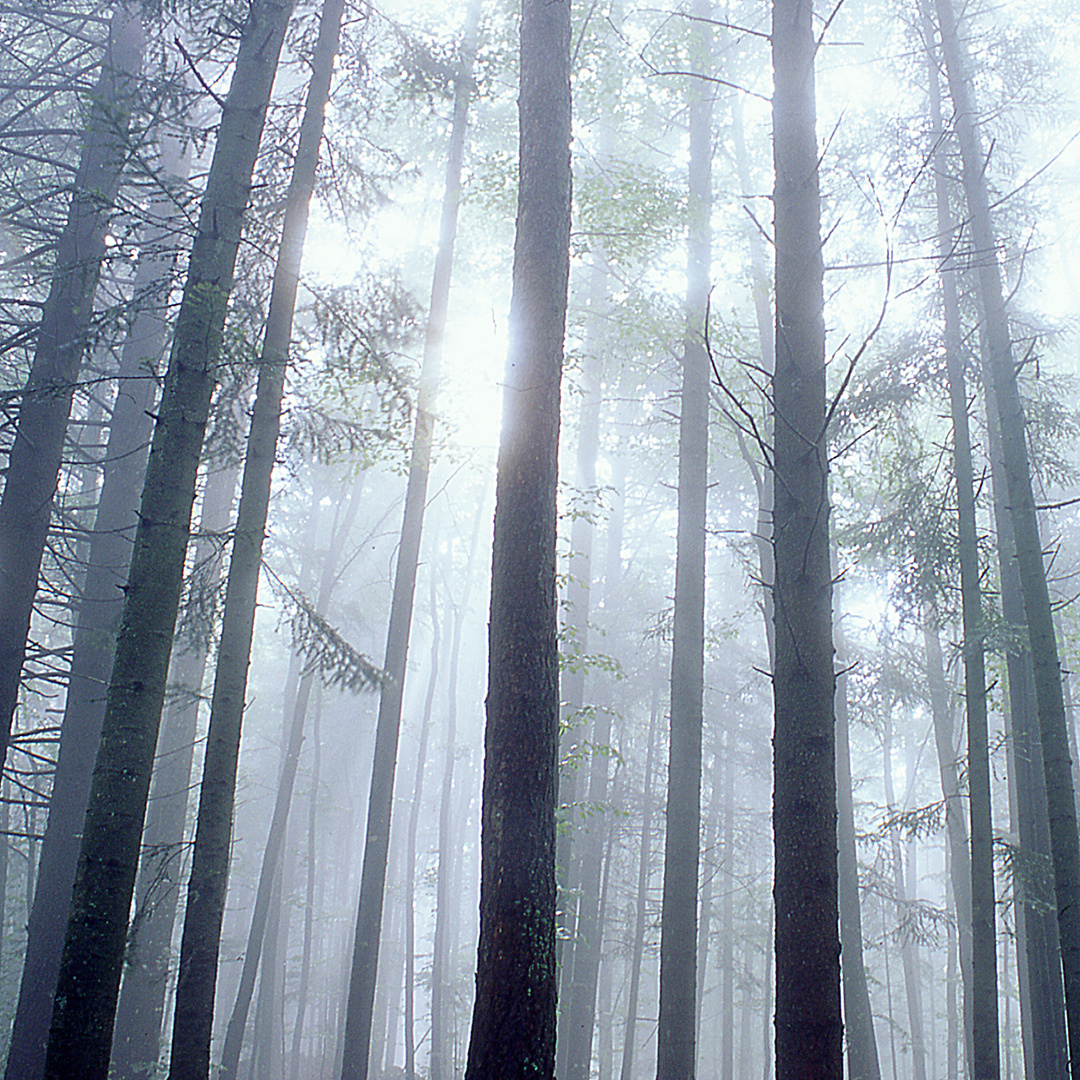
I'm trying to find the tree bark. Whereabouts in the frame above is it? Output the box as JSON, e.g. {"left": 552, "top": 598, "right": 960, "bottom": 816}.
{"left": 770, "top": 0, "right": 842, "bottom": 1072}
{"left": 2, "top": 127, "right": 185, "bottom": 1080}
{"left": 934, "top": 0, "right": 1080, "bottom": 1071}
{"left": 167, "top": 2, "right": 345, "bottom": 1075}
{"left": 110, "top": 462, "right": 238, "bottom": 1080}
{"left": 461, "top": 0, "right": 570, "bottom": 1075}
{"left": 658, "top": 7, "right": 711, "bottom": 1078}
{"left": 41, "top": 4, "right": 295, "bottom": 1077}
{"left": 0, "top": 4, "right": 145, "bottom": 760}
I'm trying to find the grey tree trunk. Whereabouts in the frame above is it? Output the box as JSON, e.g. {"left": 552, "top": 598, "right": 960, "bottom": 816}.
{"left": 620, "top": 695, "right": 659, "bottom": 1080}
{"left": 657, "top": 6, "right": 711, "bottom": 1077}
{"left": 770, "top": 0, "right": 842, "bottom": 1072}
{"left": 461, "top": 0, "right": 570, "bottom": 1074}
{"left": 835, "top": 613, "right": 882, "bottom": 1080}
{"left": 338, "top": 6, "right": 479, "bottom": 1075}
{"left": 111, "top": 462, "right": 239, "bottom": 1080}
{"left": 169, "top": 3, "right": 346, "bottom": 1076}
{"left": 2, "top": 128, "right": 184, "bottom": 1080}
{"left": 42, "top": 5, "right": 296, "bottom": 1077}
{"left": 935, "top": 0, "right": 1080, "bottom": 1071}
{"left": 218, "top": 476, "right": 365, "bottom": 1080}
{"left": 0, "top": 4, "right": 145, "bottom": 760}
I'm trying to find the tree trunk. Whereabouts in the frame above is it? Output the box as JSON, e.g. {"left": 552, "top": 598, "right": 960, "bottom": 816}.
{"left": 657, "top": 6, "right": 711, "bottom": 1078}
{"left": 620, "top": 694, "right": 659, "bottom": 1080}
{"left": 110, "top": 462, "right": 239, "bottom": 1080}
{"left": 338, "top": 6, "right": 479, "bottom": 1074}
{"left": 770, "top": 0, "right": 842, "bottom": 1071}
{"left": 42, "top": 5, "right": 296, "bottom": 1077}
{"left": 935, "top": 0, "right": 1080, "bottom": 1070}
{"left": 431, "top": 491, "right": 488, "bottom": 1080}
{"left": 835, "top": 613, "right": 882, "bottom": 1080}
{"left": 218, "top": 475, "right": 365, "bottom": 1080}
{"left": 2, "top": 129, "right": 186, "bottom": 1080}
{"left": 169, "top": 3, "right": 346, "bottom": 1074}
{"left": 0, "top": 4, "right": 145, "bottom": 759}
{"left": 461, "top": 0, "right": 570, "bottom": 1075}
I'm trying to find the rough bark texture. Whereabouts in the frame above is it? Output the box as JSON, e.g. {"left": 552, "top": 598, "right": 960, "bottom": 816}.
{"left": 657, "top": 6, "right": 711, "bottom": 1078}
{"left": 110, "top": 463, "right": 237, "bottom": 1080}
{"left": 935, "top": 0, "right": 1080, "bottom": 1072}
{"left": 1, "top": 130, "right": 182, "bottom": 1080}
{"left": 339, "top": 3, "right": 478, "bottom": 1074}
{"left": 0, "top": 4, "right": 144, "bottom": 761}
{"left": 167, "top": 4, "right": 342, "bottom": 1076}
{"left": 461, "top": 0, "right": 570, "bottom": 1076}
{"left": 770, "top": 0, "right": 842, "bottom": 1074}
{"left": 41, "top": 5, "right": 295, "bottom": 1077}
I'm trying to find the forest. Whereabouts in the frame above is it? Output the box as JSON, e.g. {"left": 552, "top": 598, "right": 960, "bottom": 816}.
{"left": 0, "top": 0, "right": 1077, "bottom": 1078}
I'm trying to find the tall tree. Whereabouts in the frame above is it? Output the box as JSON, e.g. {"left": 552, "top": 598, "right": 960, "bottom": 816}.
{"left": 338, "top": 3, "right": 480, "bottom": 1074}
{"left": 166, "top": 2, "right": 349, "bottom": 1075}
{"left": 40, "top": 3, "right": 296, "bottom": 1076}
{"left": 934, "top": 0, "right": 1080, "bottom": 1071}
{"left": 0, "top": 2, "right": 144, "bottom": 761}
{"left": 1, "top": 126, "right": 184, "bottom": 1080}
{"left": 460, "top": 0, "right": 571, "bottom": 1076}
{"left": 770, "top": 0, "right": 842, "bottom": 1074}
{"left": 657, "top": 5, "right": 711, "bottom": 1077}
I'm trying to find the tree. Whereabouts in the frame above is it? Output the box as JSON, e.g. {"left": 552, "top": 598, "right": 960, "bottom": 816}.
{"left": 657, "top": 4, "right": 711, "bottom": 1078}
{"left": 770, "top": 0, "right": 842, "bottom": 1074}
{"left": 460, "top": 0, "right": 570, "bottom": 1075}
{"left": 0, "top": 2, "right": 144, "bottom": 764}
{"left": 338, "top": 3, "right": 479, "bottom": 1073}
{"left": 40, "top": 3, "right": 297, "bottom": 1075}
{"left": 166, "top": 1, "right": 349, "bottom": 1075}
{"left": 935, "top": 0, "right": 1080, "bottom": 1071}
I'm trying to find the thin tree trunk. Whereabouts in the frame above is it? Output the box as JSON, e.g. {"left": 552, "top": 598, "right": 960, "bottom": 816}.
{"left": 339, "top": 4, "right": 479, "bottom": 1072}
{"left": 218, "top": 476, "right": 365, "bottom": 1080}
{"left": 42, "top": 5, "right": 296, "bottom": 1077}
{"left": 3, "top": 133, "right": 186, "bottom": 1080}
{"left": 836, "top": 613, "right": 882, "bottom": 1080}
{"left": 461, "top": 0, "right": 570, "bottom": 1072}
{"left": 770, "top": 0, "right": 842, "bottom": 1070}
{"left": 620, "top": 695, "right": 659, "bottom": 1080}
{"left": 405, "top": 576, "right": 441, "bottom": 1080}
{"left": 430, "top": 491, "right": 487, "bottom": 1080}
{"left": 658, "top": 6, "right": 711, "bottom": 1077}
{"left": 0, "top": 5, "right": 145, "bottom": 759}
{"left": 720, "top": 754, "right": 736, "bottom": 1080}
{"left": 935, "top": 0, "right": 1080, "bottom": 1070}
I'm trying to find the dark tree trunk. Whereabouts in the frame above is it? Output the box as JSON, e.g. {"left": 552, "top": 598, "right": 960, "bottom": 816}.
{"left": 110, "top": 463, "right": 238, "bottom": 1080}
{"left": 770, "top": 0, "right": 842, "bottom": 1072}
{"left": 935, "top": 0, "right": 1080, "bottom": 1071}
{"left": 658, "top": 6, "right": 711, "bottom": 1078}
{"left": 0, "top": 5, "right": 145, "bottom": 760}
{"left": 2, "top": 130, "right": 184, "bottom": 1080}
{"left": 168, "top": 2, "right": 345, "bottom": 1075}
{"left": 461, "top": 0, "right": 570, "bottom": 1075}
{"left": 42, "top": 5, "right": 295, "bottom": 1077}
{"left": 338, "top": 5, "right": 478, "bottom": 1074}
